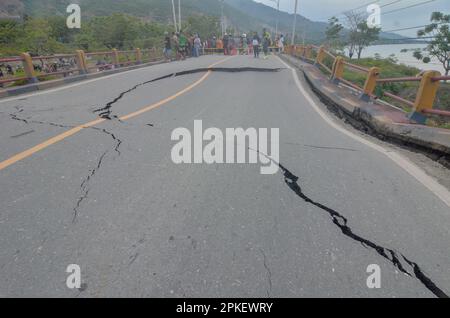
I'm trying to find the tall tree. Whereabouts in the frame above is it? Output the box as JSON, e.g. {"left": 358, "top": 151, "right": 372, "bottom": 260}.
{"left": 18, "top": 18, "right": 65, "bottom": 55}
{"left": 414, "top": 12, "right": 450, "bottom": 76}
{"left": 325, "top": 16, "right": 343, "bottom": 51}
{"left": 344, "top": 10, "right": 365, "bottom": 59}
{"left": 354, "top": 22, "right": 380, "bottom": 59}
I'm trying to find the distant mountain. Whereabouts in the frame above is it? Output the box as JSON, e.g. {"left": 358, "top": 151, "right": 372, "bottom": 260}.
{"left": 0, "top": 0, "right": 23, "bottom": 18}
{"left": 1, "top": 0, "right": 408, "bottom": 44}
{"left": 226, "top": 0, "right": 328, "bottom": 42}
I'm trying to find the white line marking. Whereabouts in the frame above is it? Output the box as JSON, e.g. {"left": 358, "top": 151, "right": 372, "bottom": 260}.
{"left": 277, "top": 56, "right": 450, "bottom": 208}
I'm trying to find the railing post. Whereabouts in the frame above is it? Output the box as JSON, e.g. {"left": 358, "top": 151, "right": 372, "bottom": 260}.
{"left": 296, "top": 45, "right": 303, "bottom": 58}
{"left": 20, "top": 53, "right": 38, "bottom": 84}
{"left": 409, "top": 70, "right": 441, "bottom": 124}
{"left": 135, "top": 48, "right": 142, "bottom": 64}
{"left": 360, "top": 67, "right": 380, "bottom": 101}
{"left": 285, "top": 45, "right": 291, "bottom": 55}
{"left": 305, "top": 46, "right": 312, "bottom": 60}
{"left": 112, "top": 49, "right": 120, "bottom": 68}
{"left": 330, "top": 56, "right": 345, "bottom": 84}
{"left": 315, "top": 46, "right": 326, "bottom": 66}
{"left": 75, "top": 50, "right": 88, "bottom": 74}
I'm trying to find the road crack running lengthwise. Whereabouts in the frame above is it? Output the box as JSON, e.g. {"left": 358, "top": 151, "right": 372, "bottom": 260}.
{"left": 260, "top": 249, "right": 273, "bottom": 298}
{"left": 254, "top": 149, "right": 449, "bottom": 298}
{"left": 93, "top": 67, "right": 284, "bottom": 119}
{"left": 72, "top": 151, "right": 107, "bottom": 223}
{"left": 71, "top": 127, "right": 122, "bottom": 223}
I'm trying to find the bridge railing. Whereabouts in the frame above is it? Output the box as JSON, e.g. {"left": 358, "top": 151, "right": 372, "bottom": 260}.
{"left": 287, "top": 45, "right": 450, "bottom": 124}
{"left": 0, "top": 48, "right": 163, "bottom": 89}
{"left": 203, "top": 46, "right": 281, "bottom": 56}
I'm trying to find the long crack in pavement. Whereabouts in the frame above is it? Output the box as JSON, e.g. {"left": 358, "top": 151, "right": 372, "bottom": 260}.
{"left": 253, "top": 148, "right": 449, "bottom": 298}
{"left": 93, "top": 67, "right": 284, "bottom": 120}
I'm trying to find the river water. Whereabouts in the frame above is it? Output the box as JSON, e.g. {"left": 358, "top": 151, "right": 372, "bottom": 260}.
{"left": 360, "top": 44, "right": 446, "bottom": 74}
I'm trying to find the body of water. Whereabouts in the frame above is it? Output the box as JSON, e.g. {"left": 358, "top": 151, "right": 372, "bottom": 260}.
{"left": 360, "top": 44, "right": 445, "bottom": 74}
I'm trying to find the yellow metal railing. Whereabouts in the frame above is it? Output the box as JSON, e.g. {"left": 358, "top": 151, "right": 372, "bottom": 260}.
{"left": 286, "top": 44, "right": 450, "bottom": 123}
{"left": 0, "top": 48, "right": 163, "bottom": 88}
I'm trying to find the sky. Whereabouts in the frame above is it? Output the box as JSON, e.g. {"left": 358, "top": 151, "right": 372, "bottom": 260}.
{"left": 253, "top": 0, "right": 449, "bottom": 37}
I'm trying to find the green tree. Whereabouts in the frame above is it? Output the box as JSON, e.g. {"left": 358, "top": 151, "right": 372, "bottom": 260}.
{"left": 325, "top": 16, "right": 343, "bottom": 51}
{"left": 47, "top": 16, "right": 77, "bottom": 44}
{"left": 344, "top": 10, "right": 365, "bottom": 59}
{"left": 414, "top": 12, "right": 450, "bottom": 76}
{"left": 0, "top": 20, "right": 20, "bottom": 45}
{"left": 18, "top": 18, "right": 65, "bottom": 55}
{"left": 354, "top": 22, "right": 380, "bottom": 59}
{"left": 0, "top": 20, "right": 21, "bottom": 56}
{"left": 185, "top": 15, "right": 220, "bottom": 39}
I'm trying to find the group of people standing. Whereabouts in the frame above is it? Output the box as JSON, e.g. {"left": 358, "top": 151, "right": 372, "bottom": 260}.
{"left": 163, "top": 28, "right": 285, "bottom": 61}
{"left": 218, "top": 29, "right": 285, "bottom": 58}
{"left": 164, "top": 31, "right": 203, "bottom": 61}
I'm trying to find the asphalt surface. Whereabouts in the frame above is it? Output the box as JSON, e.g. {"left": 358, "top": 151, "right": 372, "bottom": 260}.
{"left": 0, "top": 55, "right": 449, "bottom": 298}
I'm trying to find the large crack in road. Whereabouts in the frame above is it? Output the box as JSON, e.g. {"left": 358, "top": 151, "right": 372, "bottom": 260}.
{"left": 253, "top": 149, "right": 449, "bottom": 298}
{"left": 93, "top": 67, "right": 284, "bottom": 120}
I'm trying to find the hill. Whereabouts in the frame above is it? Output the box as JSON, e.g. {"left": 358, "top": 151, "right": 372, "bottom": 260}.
{"left": 1, "top": 0, "right": 406, "bottom": 43}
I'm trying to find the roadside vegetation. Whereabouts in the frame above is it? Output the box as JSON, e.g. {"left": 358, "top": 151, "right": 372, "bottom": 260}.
{"left": 0, "top": 13, "right": 221, "bottom": 57}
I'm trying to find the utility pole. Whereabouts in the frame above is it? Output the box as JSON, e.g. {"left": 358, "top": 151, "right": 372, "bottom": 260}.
{"left": 291, "top": 0, "right": 298, "bottom": 45}
{"left": 220, "top": 0, "right": 225, "bottom": 37}
{"left": 171, "top": 0, "right": 178, "bottom": 32}
{"left": 270, "top": 0, "right": 280, "bottom": 38}
{"left": 178, "top": 0, "right": 181, "bottom": 31}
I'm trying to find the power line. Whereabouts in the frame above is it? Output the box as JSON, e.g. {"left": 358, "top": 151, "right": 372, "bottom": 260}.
{"left": 324, "top": 0, "right": 403, "bottom": 21}
{"left": 380, "top": 0, "right": 404, "bottom": 8}
{"left": 382, "top": 0, "right": 439, "bottom": 15}
{"left": 379, "top": 35, "right": 436, "bottom": 40}
{"left": 383, "top": 22, "right": 447, "bottom": 33}
{"left": 326, "top": 0, "right": 381, "bottom": 20}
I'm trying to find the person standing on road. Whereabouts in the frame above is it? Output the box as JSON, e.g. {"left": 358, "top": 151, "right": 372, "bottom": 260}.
{"left": 223, "top": 33, "right": 229, "bottom": 55}
{"left": 163, "top": 32, "right": 172, "bottom": 61}
{"left": 172, "top": 32, "right": 180, "bottom": 60}
{"left": 178, "top": 31, "right": 187, "bottom": 60}
{"left": 242, "top": 34, "right": 248, "bottom": 55}
{"left": 193, "top": 34, "right": 202, "bottom": 58}
{"left": 216, "top": 38, "right": 224, "bottom": 54}
{"left": 262, "top": 28, "right": 271, "bottom": 59}
{"left": 252, "top": 32, "right": 260, "bottom": 58}
{"left": 278, "top": 34, "right": 285, "bottom": 53}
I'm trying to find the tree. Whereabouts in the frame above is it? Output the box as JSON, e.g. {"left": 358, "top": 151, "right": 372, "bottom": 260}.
{"left": 354, "top": 22, "right": 380, "bottom": 59}
{"left": 0, "top": 20, "right": 20, "bottom": 45}
{"left": 0, "top": 20, "right": 21, "bottom": 56}
{"left": 18, "top": 18, "right": 65, "bottom": 55}
{"left": 325, "top": 16, "right": 343, "bottom": 51}
{"left": 344, "top": 10, "right": 365, "bottom": 59}
{"left": 185, "top": 15, "right": 220, "bottom": 39}
{"left": 414, "top": 12, "right": 450, "bottom": 76}
{"left": 344, "top": 11, "right": 380, "bottom": 59}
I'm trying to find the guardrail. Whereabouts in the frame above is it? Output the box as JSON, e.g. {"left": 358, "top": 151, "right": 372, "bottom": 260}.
{"left": 286, "top": 44, "right": 450, "bottom": 124}
{"left": 0, "top": 48, "right": 163, "bottom": 89}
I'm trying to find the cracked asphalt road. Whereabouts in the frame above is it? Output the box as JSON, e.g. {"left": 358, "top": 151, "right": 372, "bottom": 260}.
{"left": 0, "top": 55, "right": 449, "bottom": 298}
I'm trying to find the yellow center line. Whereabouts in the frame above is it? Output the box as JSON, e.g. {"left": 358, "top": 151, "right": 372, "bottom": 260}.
{"left": 0, "top": 56, "right": 233, "bottom": 172}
